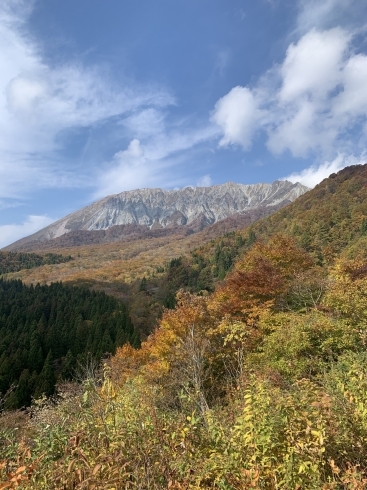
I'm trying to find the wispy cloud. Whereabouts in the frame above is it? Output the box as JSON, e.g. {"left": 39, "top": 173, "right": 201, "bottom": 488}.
{"left": 296, "top": 0, "right": 367, "bottom": 33}
{"left": 196, "top": 174, "right": 213, "bottom": 187}
{"left": 0, "top": 199, "right": 23, "bottom": 211}
{"left": 94, "top": 123, "right": 219, "bottom": 197}
{"left": 0, "top": 0, "right": 174, "bottom": 199}
{"left": 215, "top": 49, "right": 231, "bottom": 76}
{"left": 0, "top": 215, "right": 55, "bottom": 249}
{"left": 0, "top": 0, "right": 223, "bottom": 210}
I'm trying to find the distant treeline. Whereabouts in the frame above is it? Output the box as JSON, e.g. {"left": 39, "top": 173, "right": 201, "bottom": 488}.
{"left": 0, "top": 251, "right": 73, "bottom": 274}
{"left": 0, "top": 279, "right": 139, "bottom": 408}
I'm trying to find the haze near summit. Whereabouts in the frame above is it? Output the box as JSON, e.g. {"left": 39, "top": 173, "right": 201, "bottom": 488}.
{"left": 0, "top": 0, "right": 367, "bottom": 248}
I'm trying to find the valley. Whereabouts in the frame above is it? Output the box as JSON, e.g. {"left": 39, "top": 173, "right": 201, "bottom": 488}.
{"left": 1, "top": 166, "right": 367, "bottom": 488}
{"left": 2, "top": 1, "right": 367, "bottom": 487}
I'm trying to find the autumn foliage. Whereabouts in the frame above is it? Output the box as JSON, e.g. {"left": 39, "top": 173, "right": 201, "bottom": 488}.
{"left": 3, "top": 165, "right": 367, "bottom": 488}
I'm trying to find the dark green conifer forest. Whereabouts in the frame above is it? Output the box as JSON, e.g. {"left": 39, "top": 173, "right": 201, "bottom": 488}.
{"left": 0, "top": 279, "right": 138, "bottom": 408}
{"left": 0, "top": 251, "right": 72, "bottom": 274}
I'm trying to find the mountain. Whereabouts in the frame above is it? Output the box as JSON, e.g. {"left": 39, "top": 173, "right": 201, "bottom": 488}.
{"left": 5, "top": 202, "right": 287, "bottom": 253}
{"left": 5, "top": 180, "right": 307, "bottom": 251}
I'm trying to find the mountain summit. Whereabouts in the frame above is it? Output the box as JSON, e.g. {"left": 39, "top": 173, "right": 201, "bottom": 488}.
{"left": 5, "top": 180, "right": 308, "bottom": 251}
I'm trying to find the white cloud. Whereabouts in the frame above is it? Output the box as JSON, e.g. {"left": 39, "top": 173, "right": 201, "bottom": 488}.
{"left": 0, "top": 215, "right": 55, "bottom": 249}
{"left": 121, "top": 109, "right": 167, "bottom": 139}
{"left": 212, "top": 26, "right": 367, "bottom": 159}
{"left": 297, "top": 0, "right": 346, "bottom": 31}
{"left": 267, "top": 28, "right": 351, "bottom": 157}
{"left": 95, "top": 136, "right": 185, "bottom": 197}
{"left": 211, "top": 86, "right": 262, "bottom": 150}
{"left": 94, "top": 121, "right": 219, "bottom": 197}
{"left": 267, "top": 99, "right": 323, "bottom": 157}
{"left": 283, "top": 153, "right": 366, "bottom": 188}
{"left": 279, "top": 28, "right": 349, "bottom": 103}
{"left": 4, "top": 66, "right": 169, "bottom": 132}
{"left": 197, "top": 174, "right": 213, "bottom": 187}
{"left": 96, "top": 139, "right": 148, "bottom": 196}
{"left": 333, "top": 54, "right": 367, "bottom": 117}
{"left": 0, "top": 0, "right": 174, "bottom": 199}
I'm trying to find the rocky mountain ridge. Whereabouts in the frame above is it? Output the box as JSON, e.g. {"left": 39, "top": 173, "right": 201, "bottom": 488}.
{"left": 5, "top": 180, "right": 308, "bottom": 251}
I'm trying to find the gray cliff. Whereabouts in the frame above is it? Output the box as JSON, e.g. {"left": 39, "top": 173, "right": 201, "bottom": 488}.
{"left": 5, "top": 180, "right": 308, "bottom": 249}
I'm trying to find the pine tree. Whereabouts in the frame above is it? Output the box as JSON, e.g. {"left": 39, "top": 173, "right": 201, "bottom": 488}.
{"left": 35, "top": 350, "right": 55, "bottom": 398}
{"left": 28, "top": 332, "right": 44, "bottom": 373}
{"left": 100, "top": 330, "right": 114, "bottom": 356}
{"left": 139, "top": 276, "right": 148, "bottom": 292}
{"left": 248, "top": 229, "right": 256, "bottom": 245}
{"left": 15, "top": 369, "right": 31, "bottom": 407}
{"left": 61, "top": 350, "right": 75, "bottom": 380}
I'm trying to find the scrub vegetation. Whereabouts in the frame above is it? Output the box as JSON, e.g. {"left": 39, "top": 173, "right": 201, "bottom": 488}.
{"left": 1, "top": 165, "right": 367, "bottom": 488}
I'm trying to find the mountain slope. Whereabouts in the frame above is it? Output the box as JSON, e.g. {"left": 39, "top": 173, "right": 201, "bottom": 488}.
{"left": 246, "top": 164, "right": 367, "bottom": 261}
{"left": 187, "top": 164, "right": 367, "bottom": 274}
{"left": 4, "top": 180, "right": 307, "bottom": 251}
{"left": 3, "top": 166, "right": 366, "bottom": 317}
{"left": 6, "top": 202, "right": 286, "bottom": 252}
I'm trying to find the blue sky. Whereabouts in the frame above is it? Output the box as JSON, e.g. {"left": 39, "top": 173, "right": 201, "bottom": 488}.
{"left": 1, "top": 0, "right": 367, "bottom": 247}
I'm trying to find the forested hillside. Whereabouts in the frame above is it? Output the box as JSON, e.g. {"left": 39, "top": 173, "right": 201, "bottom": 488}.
{"left": 1, "top": 165, "right": 367, "bottom": 488}
{"left": 247, "top": 164, "right": 367, "bottom": 261}
{"left": 0, "top": 251, "right": 72, "bottom": 274}
{"left": 124, "top": 165, "right": 367, "bottom": 334}
{"left": 2, "top": 235, "right": 367, "bottom": 488}
{"left": 0, "top": 279, "right": 138, "bottom": 409}
{"left": 155, "top": 163, "right": 367, "bottom": 296}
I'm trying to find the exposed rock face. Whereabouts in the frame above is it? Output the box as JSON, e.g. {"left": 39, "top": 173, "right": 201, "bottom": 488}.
{"left": 5, "top": 180, "right": 308, "bottom": 250}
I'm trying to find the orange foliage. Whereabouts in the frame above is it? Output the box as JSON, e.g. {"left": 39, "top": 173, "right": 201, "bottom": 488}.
{"left": 111, "top": 291, "right": 212, "bottom": 385}
{"left": 111, "top": 237, "right": 316, "bottom": 388}
{"left": 110, "top": 343, "right": 149, "bottom": 384}
{"left": 212, "top": 236, "right": 314, "bottom": 318}
{"left": 5, "top": 221, "right": 243, "bottom": 289}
